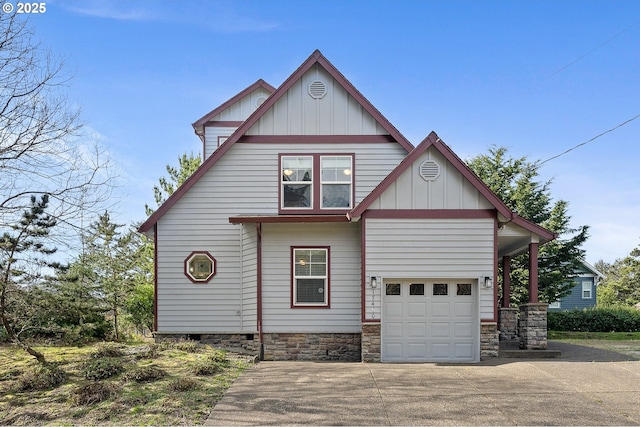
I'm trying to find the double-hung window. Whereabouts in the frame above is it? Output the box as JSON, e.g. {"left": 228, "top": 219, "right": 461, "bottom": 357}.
{"left": 280, "top": 154, "right": 353, "bottom": 212}
{"left": 321, "top": 156, "right": 352, "bottom": 208}
{"left": 582, "top": 281, "right": 592, "bottom": 299}
{"left": 281, "top": 156, "right": 313, "bottom": 208}
{"left": 292, "top": 247, "right": 329, "bottom": 307}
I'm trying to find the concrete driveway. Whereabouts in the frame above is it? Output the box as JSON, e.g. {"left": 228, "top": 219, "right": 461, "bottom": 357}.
{"left": 206, "top": 342, "right": 640, "bottom": 426}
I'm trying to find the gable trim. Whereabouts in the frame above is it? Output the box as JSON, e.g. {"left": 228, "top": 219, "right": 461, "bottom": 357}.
{"left": 139, "top": 50, "right": 413, "bottom": 234}
{"left": 192, "top": 79, "right": 276, "bottom": 129}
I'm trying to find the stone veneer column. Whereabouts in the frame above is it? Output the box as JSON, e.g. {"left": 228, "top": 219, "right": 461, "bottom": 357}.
{"left": 361, "top": 323, "right": 381, "bottom": 362}
{"left": 480, "top": 322, "right": 499, "bottom": 359}
{"left": 498, "top": 307, "right": 519, "bottom": 341}
{"left": 519, "top": 303, "right": 548, "bottom": 350}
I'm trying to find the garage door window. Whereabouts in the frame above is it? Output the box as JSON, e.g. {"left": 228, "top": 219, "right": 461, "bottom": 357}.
{"left": 433, "top": 283, "right": 448, "bottom": 295}
{"left": 386, "top": 283, "right": 401, "bottom": 295}
{"left": 409, "top": 283, "right": 425, "bottom": 295}
{"left": 457, "top": 283, "right": 472, "bottom": 295}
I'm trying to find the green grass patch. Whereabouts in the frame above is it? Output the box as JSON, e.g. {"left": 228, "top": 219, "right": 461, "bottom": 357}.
{"left": 0, "top": 342, "right": 253, "bottom": 426}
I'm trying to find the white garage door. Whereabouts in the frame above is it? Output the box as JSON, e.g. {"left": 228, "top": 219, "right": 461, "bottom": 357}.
{"left": 381, "top": 280, "right": 478, "bottom": 362}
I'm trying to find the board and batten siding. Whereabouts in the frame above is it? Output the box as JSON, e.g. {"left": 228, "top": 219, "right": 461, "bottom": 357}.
{"left": 247, "top": 64, "right": 388, "bottom": 136}
{"left": 364, "top": 218, "right": 495, "bottom": 320}
{"left": 155, "top": 139, "right": 405, "bottom": 333}
{"left": 202, "top": 86, "right": 272, "bottom": 158}
{"left": 261, "top": 222, "right": 361, "bottom": 333}
{"left": 369, "top": 147, "right": 495, "bottom": 211}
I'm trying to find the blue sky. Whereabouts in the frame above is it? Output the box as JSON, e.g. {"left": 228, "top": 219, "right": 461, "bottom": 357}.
{"left": 22, "top": 0, "right": 640, "bottom": 264}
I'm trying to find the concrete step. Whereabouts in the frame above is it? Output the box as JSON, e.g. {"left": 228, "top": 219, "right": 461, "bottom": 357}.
{"left": 499, "top": 340, "right": 562, "bottom": 358}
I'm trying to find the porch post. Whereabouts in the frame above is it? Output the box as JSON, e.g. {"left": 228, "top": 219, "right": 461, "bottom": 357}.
{"left": 528, "top": 242, "right": 539, "bottom": 303}
{"left": 502, "top": 255, "right": 511, "bottom": 308}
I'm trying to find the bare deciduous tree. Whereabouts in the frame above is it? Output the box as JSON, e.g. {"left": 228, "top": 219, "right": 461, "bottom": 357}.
{"left": 0, "top": 10, "right": 116, "bottom": 362}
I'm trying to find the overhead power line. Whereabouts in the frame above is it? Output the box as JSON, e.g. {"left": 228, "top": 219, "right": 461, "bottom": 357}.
{"left": 538, "top": 113, "right": 640, "bottom": 167}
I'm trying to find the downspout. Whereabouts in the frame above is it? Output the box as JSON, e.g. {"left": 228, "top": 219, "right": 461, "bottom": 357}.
{"left": 256, "top": 223, "right": 264, "bottom": 360}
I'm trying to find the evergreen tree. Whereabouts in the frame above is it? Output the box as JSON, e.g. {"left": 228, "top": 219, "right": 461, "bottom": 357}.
{"left": 85, "top": 212, "right": 138, "bottom": 340}
{"left": 0, "top": 195, "right": 57, "bottom": 363}
{"left": 467, "top": 146, "right": 589, "bottom": 305}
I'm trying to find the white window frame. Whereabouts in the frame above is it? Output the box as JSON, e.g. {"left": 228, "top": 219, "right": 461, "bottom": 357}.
{"left": 291, "top": 247, "right": 329, "bottom": 308}
{"left": 281, "top": 155, "right": 313, "bottom": 210}
{"left": 320, "top": 155, "right": 353, "bottom": 209}
{"left": 582, "top": 281, "right": 592, "bottom": 299}
{"left": 548, "top": 301, "right": 561, "bottom": 309}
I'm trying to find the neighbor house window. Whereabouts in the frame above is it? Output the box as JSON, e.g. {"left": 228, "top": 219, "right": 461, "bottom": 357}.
{"left": 549, "top": 301, "right": 561, "bottom": 309}
{"left": 280, "top": 154, "right": 353, "bottom": 212}
{"left": 292, "top": 247, "right": 329, "bottom": 307}
{"left": 582, "top": 281, "right": 592, "bottom": 299}
{"left": 184, "top": 251, "right": 216, "bottom": 283}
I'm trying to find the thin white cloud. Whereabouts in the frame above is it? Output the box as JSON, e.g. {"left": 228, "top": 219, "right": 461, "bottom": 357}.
{"left": 57, "top": 0, "right": 281, "bottom": 32}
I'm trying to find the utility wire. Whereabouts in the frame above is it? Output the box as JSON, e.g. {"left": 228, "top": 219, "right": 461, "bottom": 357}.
{"left": 538, "top": 113, "right": 640, "bottom": 167}
{"left": 541, "top": 19, "right": 640, "bottom": 83}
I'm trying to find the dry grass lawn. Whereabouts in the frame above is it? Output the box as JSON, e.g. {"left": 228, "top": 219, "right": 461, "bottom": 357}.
{"left": 0, "top": 341, "right": 253, "bottom": 426}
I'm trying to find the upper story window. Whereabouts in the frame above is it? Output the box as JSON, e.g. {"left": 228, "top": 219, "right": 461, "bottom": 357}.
{"left": 280, "top": 154, "right": 353, "bottom": 213}
{"left": 582, "top": 281, "right": 592, "bottom": 299}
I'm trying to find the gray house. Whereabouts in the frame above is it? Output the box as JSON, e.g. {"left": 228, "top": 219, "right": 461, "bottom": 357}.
{"left": 548, "top": 261, "right": 604, "bottom": 311}
{"left": 139, "top": 50, "right": 555, "bottom": 363}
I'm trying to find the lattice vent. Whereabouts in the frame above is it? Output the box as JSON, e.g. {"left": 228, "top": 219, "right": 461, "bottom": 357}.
{"left": 308, "top": 80, "right": 327, "bottom": 99}
{"left": 419, "top": 160, "right": 440, "bottom": 181}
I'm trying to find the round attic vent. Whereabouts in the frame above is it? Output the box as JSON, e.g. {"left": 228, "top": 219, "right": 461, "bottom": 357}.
{"left": 308, "top": 80, "right": 327, "bottom": 99}
{"left": 255, "top": 96, "right": 267, "bottom": 108}
{"left": 419, "top": 160, "right": 440, "bottom": 181}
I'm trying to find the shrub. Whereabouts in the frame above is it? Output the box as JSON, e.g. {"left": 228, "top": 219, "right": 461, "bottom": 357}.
{"left": 123, "top": 365, "right": 166, "bottom": 383}
{"left": 90, "top": 342, "right": 125, "bottom": 359}
{"left": 168, "top": 376, "right": 200, "bottom": 392}
{"left": 133, "top": 344, "right": 159, "bottom": 360}
{"left": 548, "top": 307, "right": 640, "bottom": 332}
{"left": 82, "top": 358, "right": 124, "bottom": 380}
{"left": 192, "top": 350, "right": 229, "bottom": 376}
{"left": 172, "top": 340, "right": 199, "bottom": 353}
{"left": 72, "top": 382, "right": 119, "bottom": 405}
{"left": 16, "top": 363, "right": 66, "bottom": 391}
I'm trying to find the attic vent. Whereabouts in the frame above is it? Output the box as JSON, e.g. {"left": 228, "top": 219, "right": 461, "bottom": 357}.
{"left": 255, "top": 96, "right": 267, "bottom": 108}
{"left": 419, "top": 160, "right": 440, "bottom": 181}
{"left": 308, "top": 80, "right": 327, "bottom": 99}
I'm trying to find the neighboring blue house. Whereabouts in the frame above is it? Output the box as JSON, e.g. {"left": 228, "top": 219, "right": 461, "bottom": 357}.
{"left": 548, "top": 260, "right": 604, "bottom": 311}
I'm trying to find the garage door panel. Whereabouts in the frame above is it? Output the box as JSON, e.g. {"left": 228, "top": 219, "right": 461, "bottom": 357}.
{"left": 384, "top": 322, "right": 404, "bottom": 338}
{"left": 454, "top": 343, "right": 473, "bottom": 359}
{"left": 407, "top": 322, "right": 427, "bottom": 337}
{"left": 407, "top": 343, "right": 427, "bottom": 358}
{"left": 408, "top": 302, "right": 426, "bottom": 317}
{"left": 430, "top": 342, "right": 450, "bottom": 359}
{"left": 431, "top": 301, "right": 450, "bottom": 316}
{"left": 454, "top": 322, "right": 473, "bottom": 338}
{"left": 431, "top": 322, "right": 450, "bottom": 337}
{"left": 385, "top": 301, "right": 404, "bottom": 318}
{"left": 385, "top": 343, "right": 404, "bottom": 360}
{"left": 454, "top": 301, "right": 473, "bottom": 316}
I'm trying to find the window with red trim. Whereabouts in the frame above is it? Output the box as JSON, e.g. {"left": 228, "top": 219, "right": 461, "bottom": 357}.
{"left": 292, "top": 247, "right": 329, "bottom": 307}
{"left": 280, "top": 154, "right": 353, "bottom": 213}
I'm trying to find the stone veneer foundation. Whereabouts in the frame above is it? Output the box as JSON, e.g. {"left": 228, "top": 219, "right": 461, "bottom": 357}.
{"left": 154, "top": 333, "right": 260, "bottom": 354}
{"left": 498, "top": 308, "right": 519, "bottom": 341}
{"left": 361, "top": 323, "right": 381, "bottom": 362}
{"left": 262, "top": 333, "right": 361, "bottom": 361}
{"left": 519, "top": 303, "right": 548, "bottom": 350}
{"left": 480, "top": 322, "right": 499, "bottom": 359}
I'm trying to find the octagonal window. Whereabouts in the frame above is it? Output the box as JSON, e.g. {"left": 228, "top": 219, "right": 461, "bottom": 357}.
{"left": 184, "top": 252, "right": 216, "bottom": 283}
